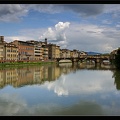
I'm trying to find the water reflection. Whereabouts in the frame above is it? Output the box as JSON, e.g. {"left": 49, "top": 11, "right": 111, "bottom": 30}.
{"left": 54, "top": 101, "right": 104, "bottom": 115}
{"left": 44, "top": 65, "right": 115, "bottom": 96}
{"left": 0, "top": 64, "right": 72, "bottom": 89}
{"left": 0, "top": 63, "right": 120, "bottom": 115}
{"left": 0, "top": 93, "right": 104, "bottom": 115}
{"left": 0, "top": 93, "right": 27, "bottom": 116}
{"left": 0, "top": 63, "right": 115, "bottom": 89}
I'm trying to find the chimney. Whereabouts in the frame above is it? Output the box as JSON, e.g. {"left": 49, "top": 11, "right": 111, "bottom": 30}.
{"left": 0, "top": 36, "right": 4, "bottom": 43}
{"left": 45, "top": 38, "right": 47, "bottom": 45}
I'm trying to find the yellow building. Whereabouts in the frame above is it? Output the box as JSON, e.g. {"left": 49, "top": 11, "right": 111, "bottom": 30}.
{"left": 70, "top": 50, "right": 73, "bottom": 58}
{"left": 0, "top": 36, "right": 6, "bottom": 61}
{"left": 55, "top": 45, "right": 60, "bottom": 58}
{"left": 0, "top": 43, "right": 4, "bottom": 61}
{"left": 4, "top": 43, "right": 18, "bottom": 61}
{"left": 73, "top": 49, "right": 79, "bottom": 58}
{"left": 60, "top": 49, "right": 70, "bottom": 58}
{"left": 42, "top": 45, "right": 48, "bottom": 61}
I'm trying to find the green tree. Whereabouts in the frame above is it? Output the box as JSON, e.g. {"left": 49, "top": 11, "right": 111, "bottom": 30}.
{"left": 114, "top": 48, "right": 120, "bottom": 69}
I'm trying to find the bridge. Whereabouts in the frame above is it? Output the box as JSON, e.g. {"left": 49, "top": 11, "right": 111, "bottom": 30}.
{"left": 56, "top": 55, "right": 110, "bottom": 65}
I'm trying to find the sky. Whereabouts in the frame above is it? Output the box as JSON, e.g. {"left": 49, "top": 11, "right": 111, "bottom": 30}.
{"left": 0, "top": 4, "right": 120, "bottom": 53}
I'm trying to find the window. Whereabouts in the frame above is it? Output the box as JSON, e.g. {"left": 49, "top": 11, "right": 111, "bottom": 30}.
{"left": 7, "top": 49, "right": 10, "bottom": 52}
{"left": 7, "top": 54, "right": 10, "bottom": 57}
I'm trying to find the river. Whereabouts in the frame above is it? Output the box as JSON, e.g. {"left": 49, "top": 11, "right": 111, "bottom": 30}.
{"left": 0, "top": 62, "right": 120, "bottom": 116}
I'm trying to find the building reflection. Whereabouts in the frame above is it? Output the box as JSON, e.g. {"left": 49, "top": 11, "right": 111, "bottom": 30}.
{"left": 0, "top": 64, "right": 73, "bottom": 88}
{"left": 0, "top": 63, "right": 117, "bottom": 89}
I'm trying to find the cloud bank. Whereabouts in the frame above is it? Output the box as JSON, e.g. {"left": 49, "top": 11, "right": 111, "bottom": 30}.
{"left": 1, "top": 4, "right": 120, "bottom": 22}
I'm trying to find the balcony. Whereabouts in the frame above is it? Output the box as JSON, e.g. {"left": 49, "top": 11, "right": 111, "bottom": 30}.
{"left": 43, "top": 52, "right": 48, "bottom": 55}
{"left": 34, "top": 53, "right": 41, "bottom": 55}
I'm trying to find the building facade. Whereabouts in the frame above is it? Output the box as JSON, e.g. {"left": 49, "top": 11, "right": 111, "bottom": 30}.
{"left": 55, "top": 45, "right": 60, "bottom": 58}
{"left": 4, "top": 43, "right": 18, "bottom": 61}
{"left": 47, "top": 43, "right": 56, "bottom": 60}
{"left": 0, "top": 36, "right": 6, "bottom": 61}
{"left": 12, "top": 40, "right": 34, "bottom": 61}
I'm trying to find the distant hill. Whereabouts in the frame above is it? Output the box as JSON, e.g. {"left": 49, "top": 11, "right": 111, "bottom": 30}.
{"left": 86, "top": 51, "right": 102, "bottom": 55}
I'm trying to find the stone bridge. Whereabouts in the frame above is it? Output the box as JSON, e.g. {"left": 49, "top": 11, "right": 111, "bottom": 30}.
{"left": 56, "top": 55, "right": 110, "bottom": 64}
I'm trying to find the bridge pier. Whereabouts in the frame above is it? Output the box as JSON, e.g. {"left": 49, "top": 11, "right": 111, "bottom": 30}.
{"left": 72, "top": 61, "right": 78, "bottom": 65}
{"left": 72, "top": 58, "right": 80, "bottom": 65}
{"left": 95, "top": 58, "right": 102, "bottom": 64}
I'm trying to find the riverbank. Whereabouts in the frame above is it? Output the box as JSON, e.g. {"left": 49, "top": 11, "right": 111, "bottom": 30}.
{"left": 0, "top": 59, "right": 74, "bottom": 67}
{"left": 0, "top": 61, "right": 56, "bottom": 68}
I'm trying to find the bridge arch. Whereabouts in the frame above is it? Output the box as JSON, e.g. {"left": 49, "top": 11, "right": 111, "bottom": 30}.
{"left": 59, "top": 59, "right": 72, "bottom": 63}
{"left": 56, "top": 58, "right": 73, "bottom": 63}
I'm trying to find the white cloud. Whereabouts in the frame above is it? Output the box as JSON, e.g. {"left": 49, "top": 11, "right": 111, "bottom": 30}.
{"left": 40, "top": 27, "right": 56, "bottom": 40}
{"left": 55, "top": 22, "right": 70, "bottom": 31}
{"left": 40, "top": 22, "right": 70, "bottom": 48}
{"left": 5, "top": 21, "right": 120, "bottom": 53}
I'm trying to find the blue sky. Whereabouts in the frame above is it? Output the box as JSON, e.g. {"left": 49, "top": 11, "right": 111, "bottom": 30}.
{"left": 0, "top": 4, "right": 120, "bottom": 53}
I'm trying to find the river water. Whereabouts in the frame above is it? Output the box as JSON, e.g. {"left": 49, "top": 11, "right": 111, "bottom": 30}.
{"left": 0, "top": 62, "right": 120, "bottom": 116}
